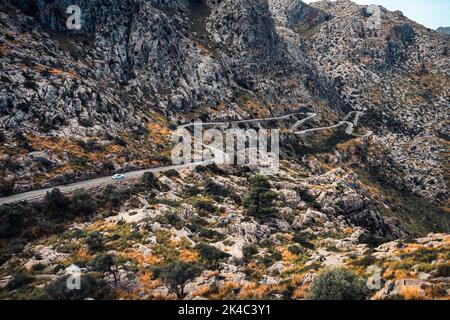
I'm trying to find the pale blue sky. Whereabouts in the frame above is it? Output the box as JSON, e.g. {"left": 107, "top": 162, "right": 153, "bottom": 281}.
{"left": 303, "top": 0, "right": 450, "bottom": 29}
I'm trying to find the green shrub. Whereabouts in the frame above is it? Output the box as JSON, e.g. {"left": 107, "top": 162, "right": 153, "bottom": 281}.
{"left": 0, "top": 204, "right": 28, "bottom": 239}
{"left": 42, "top": 274, "right": 109, "bottom": 300}
{"left": 271, "top": 251, "right": 282, "bottom": 261}
{"left": 9, "top": 239, "right": 27, "bottom": 254}
{"left": 198, "top": 228, "right": 225, "bottom": 241}
{"left": 288, "top": 245, "right": 303, "bottom": 255}
{"left": 195, "top": 163, "right": 225, "bottom": 175}
{"left": 204, "top": 179, "right": 230, "bottom": 197}
{"left": 86, "top": 232, "right": 104, "bottom": 252}
{"left": 151, "top": 261, "right": 201, "bottom": 297}
{"left": 85, "top": 140, "right": 104, "bottom": 152}
{"left": 89, "top": 254, "right": 118, "bottom": 283}
{"left": 35, "top": 219, "right": 62, "bottom": 235}
{"left": 308, "top": 268, "right": 369, "bottom": 300}
{"left": 184, "top": 185, "right": 201, "bottom": 197}
{"left": 296, "top": 189, "right": 318, "bottom": 206}
{"left": 242, "top": 244, "right": 258, "bottom": 260}
{"left": 70, "top": 156, "right": 89, "bottom": 166}
{"left": 406, "top": 248, "right": 438, "bottom": 263}
{"left": 0, "top": 179, "right": 14, "bottom": 197}
{"left": 89, "top": 254, "right": 116, "bottom": 272}
{"left": 436, "top": 264, "right": 450, "bottom": 277}
{"left": 359, "top": 234, "right": 388, "bottom": 248}
{"left": 0, "top": 248, "right": 11, "bottom": 266}
{"left": 6, "top": 271, "right": 33, "bottom": 290}
{"left": 185, "top": 216, "right": 208, "bottom": 233}
{"left": 293, "top": 233, "right": 315, "bottom": 249}
{"left": 149, "top": 154, "right": 171, "bottom": 164}
{"left": 243, "top": 174, "right": 278, "bottom": 218}
{"left": 165, "top": 169, "right": 180, "bottom": 178}
{"left": 142, "top": 172, "right": 158, "bottom": 189}
{"left": 195, "top": 243, "right": 230, "bottom": 262}
{"left": 70, "top": 189, "right": 98, "bottom": 216}
{"left": 352, "top": 254, "right": 378, "bottom": 267}
{"left": 102, "top": 185, "right": 125, "bottom": 209}
{"left": 44, "top": 189, "right": 71, "bottom": 218}
{"left": 160, "top": 211, "right": 183, "bottom": 229}
{"left": 194, "top": 198, "right": 217, "bottom": 215}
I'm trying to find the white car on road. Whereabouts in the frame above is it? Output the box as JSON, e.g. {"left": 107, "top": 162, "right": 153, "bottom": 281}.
{"left": 112, "top": 174, "right": 125, "bottom": 181}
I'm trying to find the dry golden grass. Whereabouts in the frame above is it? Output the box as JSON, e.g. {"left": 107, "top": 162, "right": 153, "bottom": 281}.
{"left": 47, "top": 68, "right": 79, "bottom": 79}
{"left": 400, "top": 244, "right": 423, "bottom": 254}
{"left": 194, "top": 41, "right": 210, "bottom": 55}
{"left": 48, "top": 68, "right": 64, "bottom": 75}
{"left": 401, "top": 285, "right": 424, "bottom": 300}
{"left": 383, "top": 269, "right": 408, "bottom": 281}
{"left": 282, "top": 249, "right": 297, "bottom": 262}
{"left": 192, "top": 285, "right": 211, "bottom": 298}
{"left": 292, "top": 285, "right": 308, "bottom": 300}
{"left": 115, "top": 290, "right": 141, "bottom": 300}
{"left": 242, "top": 100, "right": 269, "bottom": 118}
{"left": 320, "top": 162, "right": 335, "bottom": 172}
{"left": 76, "top": 247, "right": 93, "bottom": 260}
{"left": 291, "top": 274, "right": 304, "bottom": 286}
{"left": 179, "top": 249, "right": 200, "bottom": 263}
{"left": 27, "top": 135, "right": 85, "bottom": 158}
{"left": 210, "top": 281, "right": 241, "bottom": 300}
{"left": 343, "top": 227, "right": 353, "bottom": 235}
{"left": 123, "top": 250, "right": 162, "bottom": 265}
{"left": 238, "top": 283, "right": 270, "bottom": 299}
{"left": 139, "top": 272, "right": 161, "bottom": 291}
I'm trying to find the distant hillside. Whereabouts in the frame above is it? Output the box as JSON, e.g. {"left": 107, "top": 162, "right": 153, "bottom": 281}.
{"left": 436, "top": 27, "right": 450, "bottom": 34}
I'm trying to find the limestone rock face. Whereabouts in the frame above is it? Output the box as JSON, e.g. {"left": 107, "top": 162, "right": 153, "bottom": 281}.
{"left": 0, "top": 0, "right": 449, "bottom": 301}
{"left": 1, "top": 0, "right": 448, "bottom": 203}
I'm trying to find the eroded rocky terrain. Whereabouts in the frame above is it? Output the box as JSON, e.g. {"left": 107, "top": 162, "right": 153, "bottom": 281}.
{"left": 0, "top": 0, "right": 448, "bottom": 300}
{"left": 0, "top": 159, "right": 449, "bottom": 300}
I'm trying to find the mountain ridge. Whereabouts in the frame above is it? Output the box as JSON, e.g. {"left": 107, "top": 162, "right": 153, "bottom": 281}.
{"left": 0, "top": 0, "right": 448, "bottom": 301}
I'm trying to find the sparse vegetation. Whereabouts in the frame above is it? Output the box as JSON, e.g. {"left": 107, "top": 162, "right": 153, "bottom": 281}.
{"left": 151, "top": 261, "right": 201, "bottom": 297}
{"left": 86, "top": 232, "right": 104, "bottom": 252}
{"left": 41, "top": 275, "right": 109, "bottom": 300}
{"left": 308, "top": 268, "right": 369, "bottom": 300}
{"left": 71, "top": 189, "right": 98, "bottom": 216}
{"left": 142, "top": 172, "right": 158, "bottom": 189}
{"left": 164, "top": 169, "right": 180, "bottom": 179}
{"left": 0, "top": 204, "right": 27, "bottom": 239}
{"left": 44, "top": 189, "right": 71, "bottom": 218}
{"left": 6, "top": 271, "right": 33, "bottom": 291}
{"left": 0, "top": 179, "right": 14, "bottom": 197}
{"left": 242, "top": 244, "right": 258, "bottom": 261}
{"left": 243, "top": 174, "right": 278, "bottom": 218}
{"left": 193, "top": 198, "right": 217, "bottom": 215}
{"left": 195, "top": 243, "right": 230, "bottom": 262}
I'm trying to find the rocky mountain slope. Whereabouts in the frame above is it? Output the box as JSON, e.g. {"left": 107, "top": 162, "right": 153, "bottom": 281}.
{"left": 0, "top": 0, "right": 448, "bottom": 300}
{"left": 0, "top": 0, "right": 448, "bottom": 202}
{"left": 0, "top": 163, "right": 449, "bottom": 300}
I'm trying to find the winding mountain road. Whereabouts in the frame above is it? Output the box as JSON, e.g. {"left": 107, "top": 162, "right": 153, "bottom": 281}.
{"left": 0, "top": 160, "right": 215, "bottom": 206}
{"left": 0, "top": 110, "right": 369, "bottom": 205}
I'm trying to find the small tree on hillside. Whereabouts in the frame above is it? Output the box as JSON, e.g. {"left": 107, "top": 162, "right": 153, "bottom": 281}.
{"left": 152, "top": 261, "right": 201, "bottom": 298}
{"left": 308, "top": 268, "right": 369, "bottom": 300}
{"left": 243, "top": 174, "right": 278, "bottom": 218}
{"left": 90, "top": 254, "right": 118, "bottom": 283}
{"left": 142, "top": 172, "right": 158, "bottom": 189}
{"left": 71, "top": 189, "right": 98, "bottom": 216}
{"left": 44, "top": 189, "right": 71, "bottom": 218}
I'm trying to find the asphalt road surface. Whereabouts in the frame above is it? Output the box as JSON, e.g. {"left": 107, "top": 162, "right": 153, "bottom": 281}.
{"left": 0, "top": 110, "right": 368, "bottom": 206}
{"left": 0, "top": 161, "right": 214, "bottom": 206}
